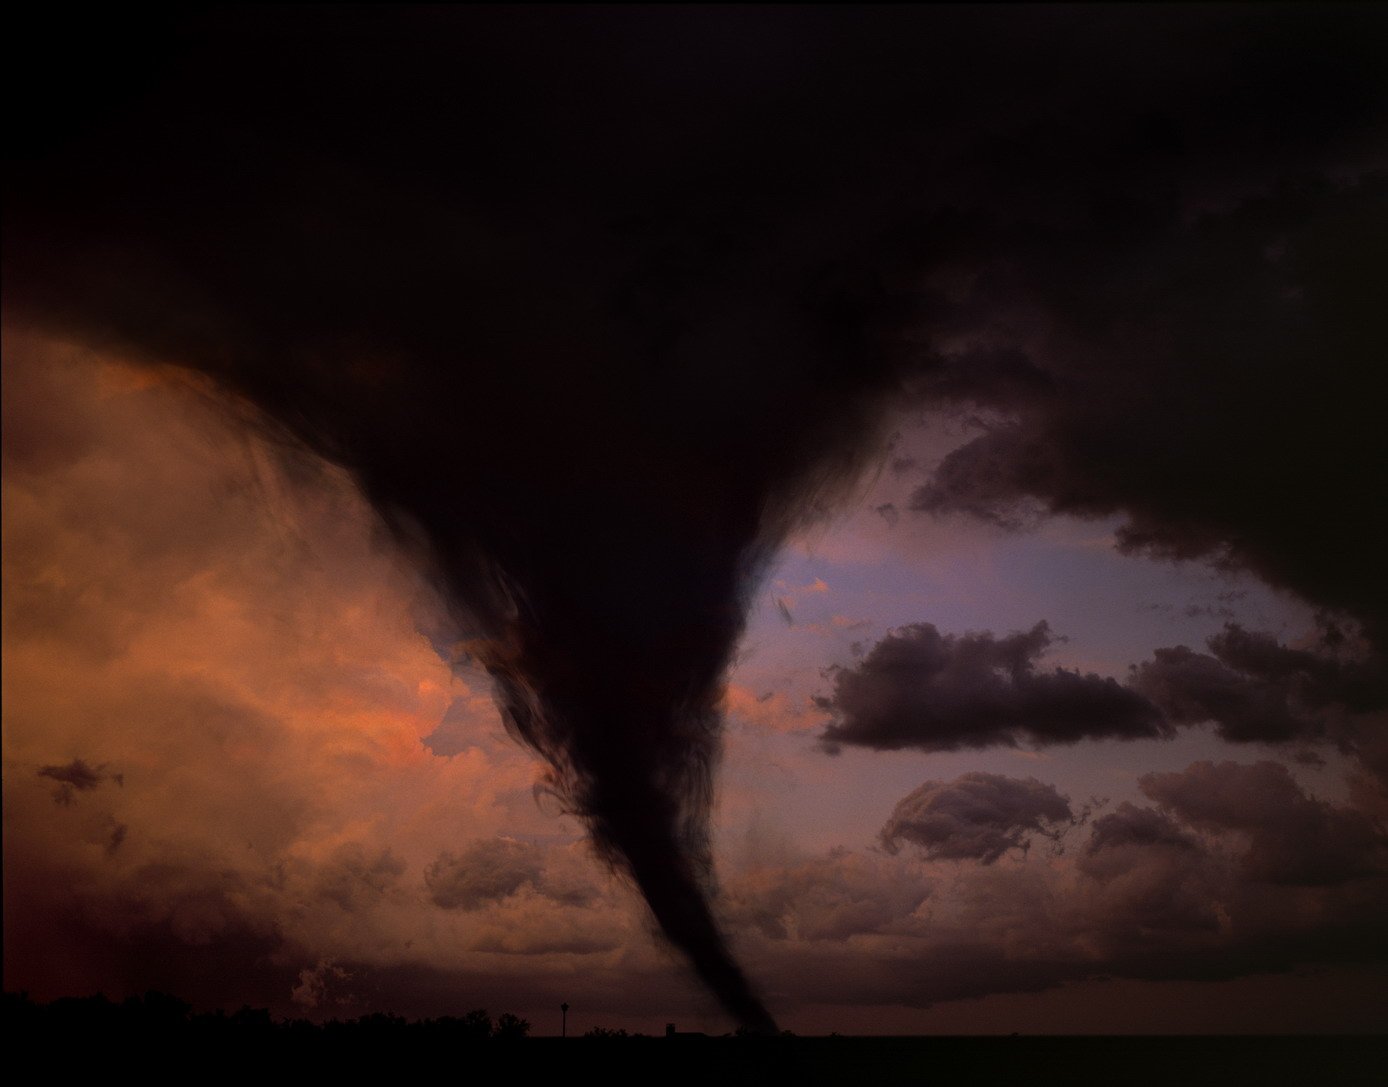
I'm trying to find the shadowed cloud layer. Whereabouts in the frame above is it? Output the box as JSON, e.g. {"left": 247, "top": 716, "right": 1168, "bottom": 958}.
{"left": 1131, "top": 623, "right": 1388, "bottom": 750}
{"left": 1140, "top": 761, "right": 1388, "bottom": 887}
{"left": 719, "top": 756, "right": 1388, "bottom": 1028}
{"left": 905, "top": 170, "right": 1388, "bottom": 645}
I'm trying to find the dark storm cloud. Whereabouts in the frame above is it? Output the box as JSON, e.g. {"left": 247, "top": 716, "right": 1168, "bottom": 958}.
{"left": 818, "top": 622, "right": 1167, "bottom": 753}
{"left": 37, "top": 759, "right": 120, "bottom": 806}
{"left": 7, "top": 5, "right": 1386, "bottom": 1028}
{"left": 879, "top": 773, "right": 1074, "bottom": 864}
{"left": 906, "top": 168, "right": 1388, "bottom": 643}
{"left": 1141, "top": 761, "right": 1388, "bottom": 886}
{"left": 824, "top": 619, "right": 1385, "bottom": 758}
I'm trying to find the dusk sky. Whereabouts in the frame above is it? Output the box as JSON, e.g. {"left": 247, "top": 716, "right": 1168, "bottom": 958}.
{"left": 4, "top": 7, "right": 1387, "bottom": 1035}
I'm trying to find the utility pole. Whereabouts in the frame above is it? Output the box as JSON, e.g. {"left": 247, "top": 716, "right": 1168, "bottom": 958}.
{"left": 561, "top": 1002, "right": 569, "bottom": 1038}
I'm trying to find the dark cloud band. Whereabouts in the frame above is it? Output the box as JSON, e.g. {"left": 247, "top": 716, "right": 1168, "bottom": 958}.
{"left": 818, "top": 622, "right": 1167, "bottom": 753}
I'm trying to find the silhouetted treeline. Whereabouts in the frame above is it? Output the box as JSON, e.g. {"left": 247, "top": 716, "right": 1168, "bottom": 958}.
{"left": 5, "top": 991, "right": 1381, "bottom": 1086}
{"left": 3, "top": 990, "right": 532, "bottom": 1044}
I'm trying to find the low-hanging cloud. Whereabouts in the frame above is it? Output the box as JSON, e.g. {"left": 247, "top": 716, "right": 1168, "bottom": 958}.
{"left": 879, "top": 772, "right": 1075, "bottom": 864}
{"left": 1140, "top": 760, "right": 1388, "bottom": 887}
{"left": 818, "top": 622, "right": 1167, "bottom": 753}
{"left": 725, "top": 758, "right": 1388, "bottom": 1026}
{"left": 1083, "top": 802, "right": 1201, "bottom": 859}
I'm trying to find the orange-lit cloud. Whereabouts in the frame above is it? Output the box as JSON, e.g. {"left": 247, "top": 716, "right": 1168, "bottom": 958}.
{"left": 2, "top": 329, "right": 654, "bottom": 1017}
{"left": 722, "top": 684, "right": 827, "bottom": 735}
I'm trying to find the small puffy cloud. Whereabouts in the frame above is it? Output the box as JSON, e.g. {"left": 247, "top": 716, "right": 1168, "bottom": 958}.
{"left": 1085, "top": 802, "right": 1200, "bottom": 858}
{"left": 879, "top": 772, "right": 1074, "bottom": 864}
{"left": 1140, "top": 760, "right": 1388, "bottom": 886}
{"left": 291, "top": 960, "right": 355, "bottom": 1010}
{"left": 818, "top": 621, "right": 1167, "bottom": 753}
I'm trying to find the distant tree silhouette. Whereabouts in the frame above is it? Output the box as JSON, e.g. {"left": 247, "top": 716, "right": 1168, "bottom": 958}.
{"left": 459, "top": 1008, "right": 493, "bottom": 1039}
{"left": 494, "top": 1012, "right": 530, "bottom": 1039}
{"left": 2, "top": 991, "right": 544, "bottom": 1047}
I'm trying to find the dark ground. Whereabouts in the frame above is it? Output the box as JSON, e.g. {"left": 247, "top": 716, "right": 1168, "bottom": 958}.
{"left": 429, "top": 1036, "right": 1386, "bottom": 1086}
{"left": 6, "top": 993, "right": 1382, "bottom": 1086}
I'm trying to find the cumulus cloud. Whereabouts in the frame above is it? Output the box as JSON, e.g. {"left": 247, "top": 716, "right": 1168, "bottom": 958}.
{"left": 1084, "top": 802, "right": 1200, "bottom": 858}
{"left": 818, "top": 622, "right": 1167, "bottom": 752}
{"left": 879, "top": 773, "right": 1075, "bottom": 863}
{"left": 821, "top": 619, "right": 1386, "bottom": 767}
